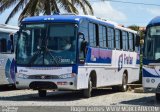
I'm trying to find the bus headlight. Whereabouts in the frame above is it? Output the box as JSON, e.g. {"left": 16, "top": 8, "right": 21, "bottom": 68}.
{"left": 144, "top": 65, "right": 155, "bottom": 69}
{"left": 59, "top": 73, "right": 76, "bottom": 79}
{"left": 151, "top": 79, "right": 155, "bottom": 83}
{"left": 146, "top": 78, "right": 150, "bottom": 83}
{"left": 17, "top": 73, "right": 29, "bottom": 79}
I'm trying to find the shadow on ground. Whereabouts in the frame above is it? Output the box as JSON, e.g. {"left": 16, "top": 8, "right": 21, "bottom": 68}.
{"left": 0, "top": 88, "right": 115, "bottom": 102}
{"left": 120, "top": 96, "right": 160, "bottom": 106}
{"left": 0, "top": 85, "right": 17, "bottom": 92}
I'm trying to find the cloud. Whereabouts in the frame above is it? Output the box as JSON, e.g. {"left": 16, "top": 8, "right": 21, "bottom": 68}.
{"left": 147, "top": 8, "right": 160, "bottom": 16}
{"left": 92, "top": 2, "right": 127, "bottom": 21}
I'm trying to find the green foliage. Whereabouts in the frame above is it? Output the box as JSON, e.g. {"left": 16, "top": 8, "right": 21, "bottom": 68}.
{"left": 128, "top": 25, "right": 140, "bottom": 31}
{"left": 0, "top": 0, "right": 94, "bottom": 24}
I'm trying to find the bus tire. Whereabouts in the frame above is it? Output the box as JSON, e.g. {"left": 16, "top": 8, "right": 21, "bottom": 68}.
{"left": 120, "top": 73, "right": 128, "bottom": 92}
{"left": 156, "top": 93, "right": 160, "bottom": 101}
{"left": 38, "top": 90, "right": 47, "bottom": 97}
{"left": 83, "top": 78, "right": 92, "bottom": 98}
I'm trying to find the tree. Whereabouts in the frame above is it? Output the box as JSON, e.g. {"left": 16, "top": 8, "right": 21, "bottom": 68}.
{"left": 128, "top": 25, "right": 140, "bottom": 31}
{"left": 128, "top": 25, "right": 146, "bottom": 84}
{"left": 0, "top": 0, "right": 93, "bottom": 24}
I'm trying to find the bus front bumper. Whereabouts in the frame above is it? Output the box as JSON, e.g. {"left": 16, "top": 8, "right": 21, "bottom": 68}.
{"left": 16, "top": 77, "right": 77, "bottom": 90}
{"left": 143, "top": 87, "right": 160, "bottom": 93}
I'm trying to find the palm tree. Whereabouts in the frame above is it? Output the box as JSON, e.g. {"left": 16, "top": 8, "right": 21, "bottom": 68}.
{"left": 0, "top": 0, "right": 93, "bottom": 24}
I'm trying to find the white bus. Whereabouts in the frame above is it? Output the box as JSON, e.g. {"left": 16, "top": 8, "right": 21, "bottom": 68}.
{"left": 143, "top": 16, "right": 160, "bottom": 101}
{"left": 15, "top": 14, "right": 140, "bottom": 97}
{"left": 0, "top": 24, "right": 18, "bottom": 86}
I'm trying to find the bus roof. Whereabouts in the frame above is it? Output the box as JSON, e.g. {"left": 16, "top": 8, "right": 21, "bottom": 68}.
{"left": 147, "top": 16, "right": 160, "bottom": 27}
{"left": 0, "top": 24, "right": 19, "bottom": 33}
{"left": 22, "top": 14, "right": 137, "bottom": 34}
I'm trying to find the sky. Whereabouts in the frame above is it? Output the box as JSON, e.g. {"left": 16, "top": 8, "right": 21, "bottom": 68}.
{"left": 0, "top": 0, "right": 160, "bottom": 27}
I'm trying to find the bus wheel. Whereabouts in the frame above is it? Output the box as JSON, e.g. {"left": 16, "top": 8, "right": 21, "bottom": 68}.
{"left": 38, "top": 90, "right": 47, "bottom": 97}
{"left": 120, "top": 73, "right": 128, "bottom": 92}
{"left": 156, "top": 93, "right": 160, "bottom": 101}
{"left": 83, "top": 78, "right": 92, "bottom": 98}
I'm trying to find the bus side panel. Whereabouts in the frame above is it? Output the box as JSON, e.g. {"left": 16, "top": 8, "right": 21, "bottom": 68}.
{"left": 112, "top": 50, "right": 123, "bottom": 85}
{"left": 112, "top": 50, "right": 140, "bottom": 84}
{"left": 127, "top": 52, "right": 140, "bottom": 83}
{"left": 76, "top": 67, "right": 89, "bottom": 89}
{"left": 77, "top": 66, "right": 116, "bottom": 88}
{"left": 0, "top": 54, "right": 15, "bottom": 85}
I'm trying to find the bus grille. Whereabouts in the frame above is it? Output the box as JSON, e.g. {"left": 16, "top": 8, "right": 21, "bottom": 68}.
{"left": 28, "top": 75, "right": 59, "bottom": 79}
{"left": 29, "top": 81, "right": 57, "bottom": 90}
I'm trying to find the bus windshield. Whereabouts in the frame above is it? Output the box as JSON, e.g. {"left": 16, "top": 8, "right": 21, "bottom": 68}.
{"left": 145, "top": 26, "right": 160, "bottom": 60}
{"left": 16, "top": 23, "right": 77, "bottom": 66}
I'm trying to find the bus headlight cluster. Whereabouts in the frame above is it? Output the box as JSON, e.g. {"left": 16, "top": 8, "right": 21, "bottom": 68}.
{"left": 144, "top": 65, "right": 155, "bottom": 69}
{"left": 17, "top": 73, "right": 29, "bottom": 79}
{"left": 59, "top": 73, "right": 76, "bottom": 79}
{"left": 146, "top": 78, "right": 155, "bottom": 83}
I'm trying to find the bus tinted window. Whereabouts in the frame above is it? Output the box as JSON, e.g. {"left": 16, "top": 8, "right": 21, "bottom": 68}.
{"left": 107, "top": 28, "right": 114, "bottom": 49}
{"left": 134, "top": 34, "right": 139, "bottom": 52}
{"left": 89, "top": 23, "right": 96, "bottom": 47}
{"left": 129, "top": 33, "right": 134, "bottom": 51}
{"left": 79, "top": 20, "right": 89, "bottom": 42}
{"left": 0, "top": 32, "right": 11, "bottom": 53}
{"left": 122, "top": 31, "right": 128, "bottom": 50}
{"left": 115, "top": 29, "right": 121, "bottom": 49}
{"left": 99, "top": 25, "right": 107, "bottom": 47}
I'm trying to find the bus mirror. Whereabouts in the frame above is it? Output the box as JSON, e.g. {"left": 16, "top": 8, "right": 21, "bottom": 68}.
{"left": 80, "top": 40, "right": 88, "bottom": 58}
{"left": 78, "top": 32, "right": 85, "bottom": 40}
{"left": 135, "top": 35, "right": 140, "bottom": 46}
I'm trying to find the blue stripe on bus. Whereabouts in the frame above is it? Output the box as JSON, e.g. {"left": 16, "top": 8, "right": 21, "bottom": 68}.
{"left": 72, "top": 64, "right": 78, "bottom": 74}
{"left": 10, "top": 59, "right": 15, "bottom": 83}
{"left": 136, "top": 53, "right": 140, "bottom": 64}
{"left": 5, "top": 59, "right": 13, "bottom": 83}
{"left": 143, "top": 68, "right": 160, "bottom": 78}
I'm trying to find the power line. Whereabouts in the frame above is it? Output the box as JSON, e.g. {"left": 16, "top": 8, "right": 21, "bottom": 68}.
{"left": 90, "top": 0, "right": 160, "bottom": 7}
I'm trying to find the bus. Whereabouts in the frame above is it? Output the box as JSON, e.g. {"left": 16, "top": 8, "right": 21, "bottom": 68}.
{"left": 0, "top": 24, "right": 18, "bottom": 86}
{"left": 143, "top": 16, "right": 160, "bottom": 101}
{"left": 15, "top": 14, "right": 140, "bottom": 97}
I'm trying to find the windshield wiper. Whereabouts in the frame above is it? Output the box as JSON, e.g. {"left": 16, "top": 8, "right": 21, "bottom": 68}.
{"left": 46, "top": 49, "right": 60, "bottom": 66}
{"left": 28, "top": 47, "right": 43, "bottom": 66}
{"left": 28, "top": 47, "right": 60, "bottom": 66}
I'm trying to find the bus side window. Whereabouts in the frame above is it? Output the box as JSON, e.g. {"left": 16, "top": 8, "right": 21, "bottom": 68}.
{"left": 107, "top": 27, "right": 114, "bottom": 49}
{"left": 10, "top": 34, "right": 14, "bottom": 53}
{"left": 122, "top": 31, "right": 128, "bottom": 51}
{"left": 89, "top": 23, "right": 97, "bottom": 47}
{"left": 115, "top": 29, "right": 121, "bottom": 49}
{"left": 129, "top": 33, "right": 134, "bottom": 51}
{"left": 99, "top": 25, "right": 107, "bottom": 48}
{"left": 0, "top": 38, "right": 7, "bottom": 53}
{"left": 135, "top": 34, "right": 140, "bottom": 52}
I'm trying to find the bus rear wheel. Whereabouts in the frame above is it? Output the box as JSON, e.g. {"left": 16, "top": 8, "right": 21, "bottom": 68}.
{"left": 83, "top": 78, "right": 92, "bottom": 98}
{"left": 120, "top": 73, "right": 128, "bottom": 92}
{"left": 156, "top": 93, "right": 160, "bottom": 101}
{"left": 38, "top": 90, "right": 47, "bottom": 97}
